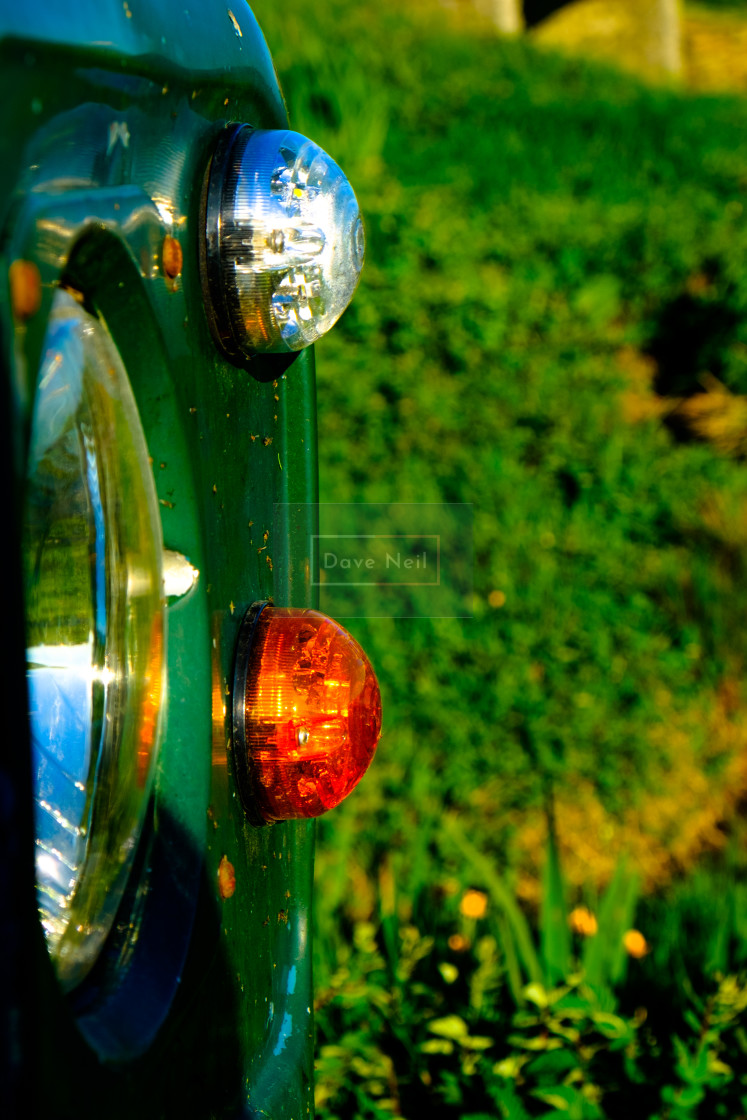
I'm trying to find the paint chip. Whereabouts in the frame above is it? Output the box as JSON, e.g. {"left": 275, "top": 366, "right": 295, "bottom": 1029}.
{"left": 227, "top": 8, "right": 243, "bottom": 37}
{"left": 218, "top": 855, "right": 236, "bottom": 899}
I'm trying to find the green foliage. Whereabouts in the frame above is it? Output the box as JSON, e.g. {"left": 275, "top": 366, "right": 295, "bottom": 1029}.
{"left": 313, "top": 874, "right": 647, "bottom": 1118}
{"left": 441, "top": 814, "right": 542, "bottom": 993}
{"left": 255, "top": 0, "right": 747, "bottom": 899}
{"left": 313, "top": 824, "right": 747, "bottom": 1118}
{"left": 250, "top": 0, "right": 747, "bottom": 1114}
{"left": 581, "top": 864, "right": 639, "bottom": 992}
{"left": 541, "top": 817, "right": 571, "bottom": 987}
{"left": 649, "top": 975, "right": 747, "bottom": 1119}
{"left": 687, "top": 0, "right": 747, "bottom": 10}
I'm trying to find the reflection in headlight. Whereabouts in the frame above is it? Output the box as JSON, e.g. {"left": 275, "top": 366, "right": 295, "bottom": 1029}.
{"left": 23, "top": 289, "right": 165, "bottom": 990}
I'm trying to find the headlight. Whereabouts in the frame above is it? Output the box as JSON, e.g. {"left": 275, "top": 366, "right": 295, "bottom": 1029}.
{"left": 202, "top": 126, "right": 364, "bottom": 359}
{"left": 23, "top": 289, "right": 164, "bottom": 991}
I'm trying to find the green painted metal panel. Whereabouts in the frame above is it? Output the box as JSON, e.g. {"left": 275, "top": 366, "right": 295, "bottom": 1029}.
{"left": 0, "top": 0, "right": 281, "bottom": 89}
{"left": 1, "top": 2, "right": 320, "bottom": 1115}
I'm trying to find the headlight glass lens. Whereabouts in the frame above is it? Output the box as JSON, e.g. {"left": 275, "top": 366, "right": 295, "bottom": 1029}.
{"left": 23, "top": 289, "right": 164, "bottom": 990}
{"left": 204, "top": 127, "right": 364, "bottom": 356}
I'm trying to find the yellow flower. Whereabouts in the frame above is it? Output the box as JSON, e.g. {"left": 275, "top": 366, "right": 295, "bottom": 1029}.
{"left": 459, "top": 889, "right": 488, "bottom": 919}
{"left": 623, "top": 929, "right": 649, "bottom": 958}
{"left": 569, "top": 906, "right": 598, "bottom": 937}
{"left": 448, "top": 933, "right": 470, "bottom": 952}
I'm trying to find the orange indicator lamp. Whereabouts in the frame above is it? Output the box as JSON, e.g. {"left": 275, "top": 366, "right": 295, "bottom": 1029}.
{"left": 232, "top": 603, "right": 382, "bottom": 824}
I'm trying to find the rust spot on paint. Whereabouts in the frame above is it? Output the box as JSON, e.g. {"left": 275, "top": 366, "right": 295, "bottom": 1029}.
{"left": 278, "top": 909, "right": 288, "bottom": 924}
{"left": 162, "top": 235, "right": 183, "bottom": 280}
{"left": 218, "top": 855, "right": 236, "bottom": 899}
{"left": 9, "top": 259, "right": 41, "bottom": 321}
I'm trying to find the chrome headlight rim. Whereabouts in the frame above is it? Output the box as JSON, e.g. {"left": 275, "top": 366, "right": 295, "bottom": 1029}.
{"left": 24, "top": 285, "right": 167, "bottom": 992}
{"left": 13, "top": 214, "right": 211, "bottom": 1062}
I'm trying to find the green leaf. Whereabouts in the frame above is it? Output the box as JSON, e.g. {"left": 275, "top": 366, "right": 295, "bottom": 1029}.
{"left": 582, "top": 860, "right": 639, "bottom": 990}
{"left": 441, "top": 814, "right": 543, "bottom": 986}
{"left": 524, "top": 982, "right": 549, "bottom": 1009}
{"left": 692, "top": 1043, "right": 709, "bottom": 1084}
{"left": 438, "top": 961, "right": 459, "bottom": 984}
{"left": 591, "top": 1010, "right": 631, "bottom": 1040}
{"left": 546, "top": 1020, "right": 580, "bottom": 1044}
{"left": 525, "top": 1050, "right": 578, "bottom": 1078}
{"left": 508, "top": 1034, "right": 563, "bottom": 1052}
{"left": 428, "top": 1014, "right": 469, "bottom": 1040}
{"left": 540, "top": 815, "right": 571, "bottom": 985}
{"left": 487, "top": 1081, "right": 534, "bottom": 1120}
{"left": 460, "top": 1035, "right": 494, "bottom": 1051}
{"left": 531, "top": 1084, "right": 577, "bottom": 1110}
{"left": 420, "top": 1038, "right": 455, "bottom": 1055}
{"left": 494, "top": 1055, "right": 525, "bottom": 1080}
{"left": 499, "top": 910, "right": 528, "bottom": 1009}
{"left": 676, "top": 1083, "right": 706, "bottom": 1108}
{"left": 705, "top": 889, "right": 732, "bottom": 977}
{"left": 673, "top": 1034, "right": 693, "bottom": 1076}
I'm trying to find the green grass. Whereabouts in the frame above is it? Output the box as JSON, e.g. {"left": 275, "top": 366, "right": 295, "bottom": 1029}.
{"left": 687, "top": 0, "right": 747, "bottom": 10}
{"left": 251, "top": 1, "right": 747, "bottom": 1114}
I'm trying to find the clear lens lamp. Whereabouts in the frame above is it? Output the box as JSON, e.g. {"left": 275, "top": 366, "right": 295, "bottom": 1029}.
{"left": 202, "top": 126, "right": 364, "bottom": 359}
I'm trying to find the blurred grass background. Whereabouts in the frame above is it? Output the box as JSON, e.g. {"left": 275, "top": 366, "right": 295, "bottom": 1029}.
{"left": 252, "top": 0, "right": 747, "bottom": 1115}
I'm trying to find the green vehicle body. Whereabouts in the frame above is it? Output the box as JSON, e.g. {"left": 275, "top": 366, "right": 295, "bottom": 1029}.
{"left": 0, "top": 2, "right": 320, "bottom": 1115}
